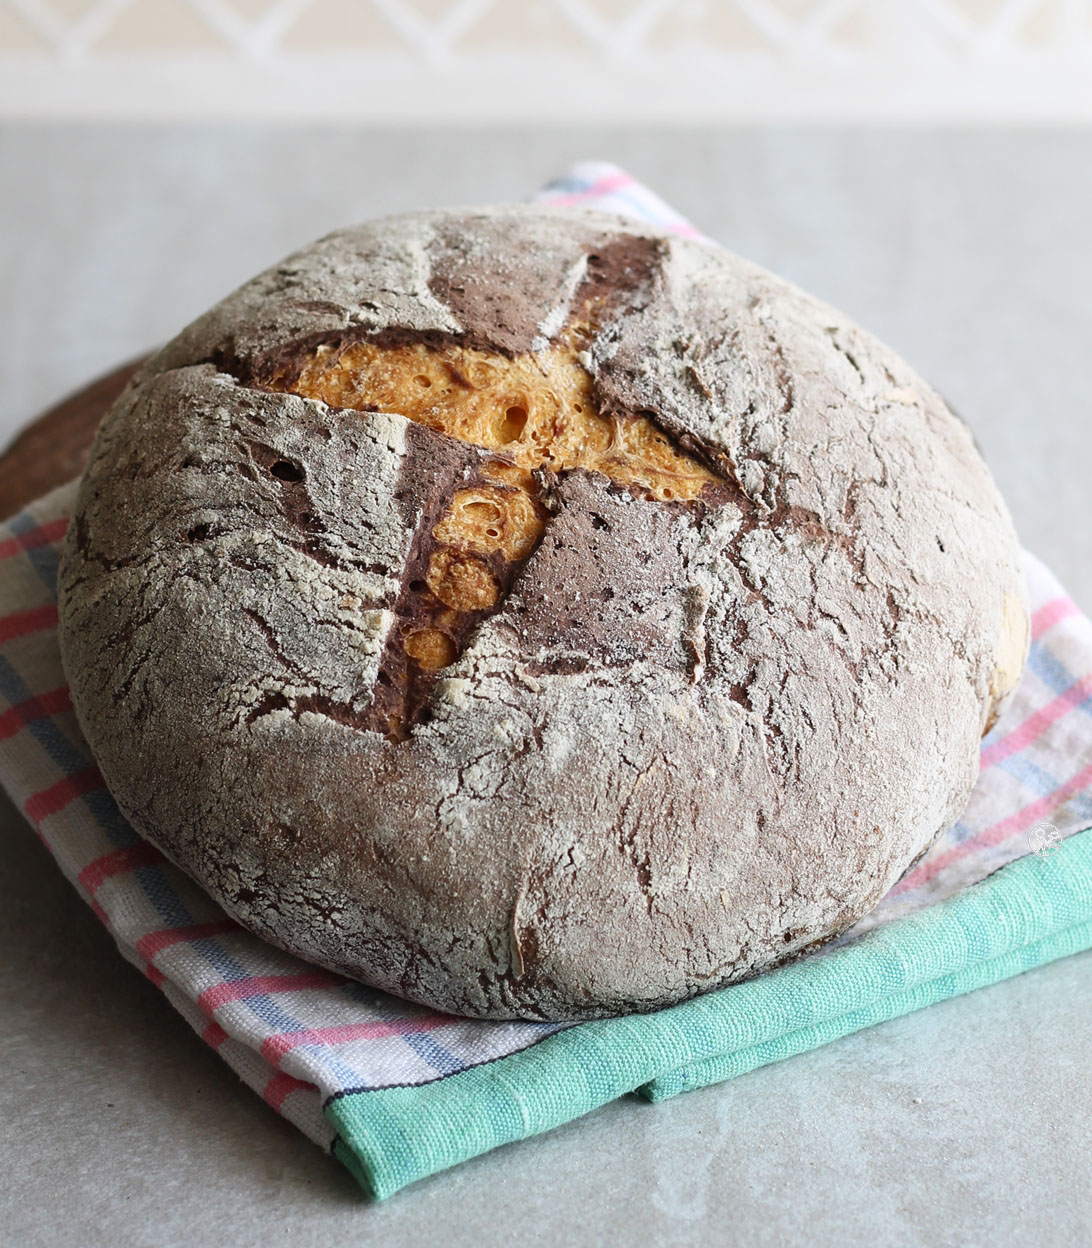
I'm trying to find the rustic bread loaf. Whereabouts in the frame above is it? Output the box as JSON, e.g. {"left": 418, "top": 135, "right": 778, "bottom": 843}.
{"left": 57, "top": 206, "right": 1028, "bottom": 1020}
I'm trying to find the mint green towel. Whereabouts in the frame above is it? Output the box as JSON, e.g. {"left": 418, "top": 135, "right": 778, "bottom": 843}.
{"left": 328, "top": 830, "right": 1092, "bottom": 1198}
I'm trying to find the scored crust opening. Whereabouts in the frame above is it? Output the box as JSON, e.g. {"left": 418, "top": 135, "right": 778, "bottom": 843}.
{"left": 266, "top": 332, "right": 723, "bottom": 739}
{"left": 280, "top": 334, "right": 716, "bottom": 502}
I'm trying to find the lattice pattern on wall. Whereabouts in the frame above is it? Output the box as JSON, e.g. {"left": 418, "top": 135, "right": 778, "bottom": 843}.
{"left": 2, "top": 0, "right": 1092, "bottom": 117}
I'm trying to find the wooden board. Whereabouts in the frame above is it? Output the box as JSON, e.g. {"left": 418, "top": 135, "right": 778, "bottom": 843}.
{"left": 0, "top": 360, "right": 144, "bottom": 521}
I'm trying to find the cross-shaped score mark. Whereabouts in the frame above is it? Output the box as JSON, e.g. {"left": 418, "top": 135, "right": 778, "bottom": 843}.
{"left": 270, "top": 333, "right": 722, "bottom": 738}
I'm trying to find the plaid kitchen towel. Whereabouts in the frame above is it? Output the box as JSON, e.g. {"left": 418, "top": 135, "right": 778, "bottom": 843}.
{"left": 3, "top": 165, "right": 1092, "bottom": 1200}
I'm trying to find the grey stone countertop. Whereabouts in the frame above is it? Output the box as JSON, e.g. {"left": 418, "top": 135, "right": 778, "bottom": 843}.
{"left": 1, "top": 125, "right": 1090, "bottom": 1247}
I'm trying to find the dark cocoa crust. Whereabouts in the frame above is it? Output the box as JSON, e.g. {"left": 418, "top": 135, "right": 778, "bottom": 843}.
{"left": 57, "top": 204, "right": 1029, "bottom": 1022}
{"left": 364, "top": 430, "right": 556, "bottom": 740}
{"left": 508, "top": 473, "right": 706, "bottom": 675}
{"left": 573, "top": 235, "right": 665, "bottom": 323}
{"left": 425, "top": 219, "right": 664, "bottom": 357}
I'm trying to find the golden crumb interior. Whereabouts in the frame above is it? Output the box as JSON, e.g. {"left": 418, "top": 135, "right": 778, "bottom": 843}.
{"left": 279, "top": 336, "right": 718, "bottom": 503}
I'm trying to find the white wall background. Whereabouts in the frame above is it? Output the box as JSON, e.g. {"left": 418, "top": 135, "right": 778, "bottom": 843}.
{"left": 3, "top": 0, "right": 1092, "bottom": 121}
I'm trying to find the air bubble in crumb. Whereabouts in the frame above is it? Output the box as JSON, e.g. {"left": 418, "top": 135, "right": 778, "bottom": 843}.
{"left": 404, "top": 628, "right": 457, "bottom": 670}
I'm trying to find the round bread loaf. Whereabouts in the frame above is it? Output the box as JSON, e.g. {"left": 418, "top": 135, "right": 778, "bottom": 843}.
{"left": 57, "top": 205, "right": 1028, "bottom": 1021}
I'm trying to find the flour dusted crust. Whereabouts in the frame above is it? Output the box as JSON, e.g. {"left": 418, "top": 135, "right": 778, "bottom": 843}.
{"left": 57, "top": 206, "right": 1028, "bottom": 1020}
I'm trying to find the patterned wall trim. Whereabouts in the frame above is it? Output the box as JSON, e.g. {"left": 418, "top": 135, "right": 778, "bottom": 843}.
{"left": 2, "top": 0, "right": 1092, "bottom": 120}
